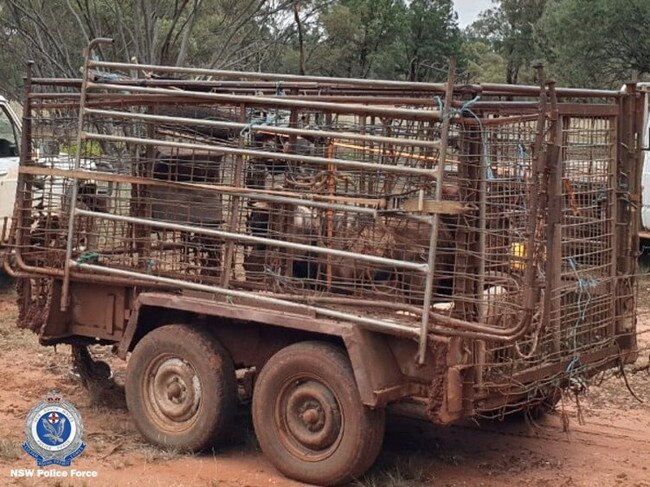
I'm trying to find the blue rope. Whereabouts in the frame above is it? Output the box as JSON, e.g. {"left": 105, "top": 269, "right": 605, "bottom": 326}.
{"left": 434, "top": 95, "right": 494, "bottom": 180}
{"left": 564, "top": 257, "right": 597, "bottom": 392}
{"left": 239, "top": 122, "right": 253, "bottom": 138}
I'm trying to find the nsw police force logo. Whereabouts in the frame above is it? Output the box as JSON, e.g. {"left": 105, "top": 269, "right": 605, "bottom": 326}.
{"left": 22, "top": 391, "right": 86, "bottom": 467}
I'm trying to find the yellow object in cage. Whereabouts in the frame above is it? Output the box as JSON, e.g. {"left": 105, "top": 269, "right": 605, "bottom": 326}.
{"left": 510, "top": 242, "right": 526, "bottom": 271}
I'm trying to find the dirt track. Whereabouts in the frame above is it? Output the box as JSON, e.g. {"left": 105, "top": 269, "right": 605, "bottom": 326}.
{"left": 0, "top": 289, "right": 648, "bottom": 487}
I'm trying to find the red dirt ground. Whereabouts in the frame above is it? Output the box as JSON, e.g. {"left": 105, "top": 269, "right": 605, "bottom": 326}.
{"left": 0, "top": 289, "right": 648, "bottom": 487}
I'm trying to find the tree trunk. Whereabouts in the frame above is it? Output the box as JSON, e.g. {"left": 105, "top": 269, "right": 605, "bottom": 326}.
{"left": 293, "top": 1, "right": 305, "bottom": 75}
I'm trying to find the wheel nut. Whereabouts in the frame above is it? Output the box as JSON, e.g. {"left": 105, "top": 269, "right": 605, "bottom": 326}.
{"left": 302, "top": 408, "right": 319, "bottom": 425}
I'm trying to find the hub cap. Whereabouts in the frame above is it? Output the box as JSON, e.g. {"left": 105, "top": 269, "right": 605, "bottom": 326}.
{"left": 145, "top": 356, "right": 201, "bottom": 431}
{"left": 276, "top": 377, "right": 343, "bottom": 460}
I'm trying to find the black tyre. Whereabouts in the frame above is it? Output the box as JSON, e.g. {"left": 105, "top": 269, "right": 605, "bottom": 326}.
{"left": 252, "top": 341, "right": 385, "bottom": 486}
{"left": 125, "top": 324, "right": 236, "bottom": 451}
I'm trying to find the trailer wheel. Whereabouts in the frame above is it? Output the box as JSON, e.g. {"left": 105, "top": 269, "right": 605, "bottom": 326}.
{"left": 125, "top": 324, "right": 236, "bottom": 451}
{"left": 252, "top": 341, "right": 385, "bottom": 486}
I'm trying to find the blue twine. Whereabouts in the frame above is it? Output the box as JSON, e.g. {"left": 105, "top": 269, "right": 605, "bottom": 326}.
{"left": 434, "top": 94, "right": 494, "bottom": 180}
{"left": 564, "top": 257, "right": 597, "bottom": 392}
{"left": 239, "top": 122, "right": 253, "bottom": 138}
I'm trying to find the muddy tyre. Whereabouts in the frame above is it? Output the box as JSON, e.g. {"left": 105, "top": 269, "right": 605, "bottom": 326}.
{"left": 252, "top": 341, "right": 385, "bottom": 486}
{"left": 125, "top": 324, "right": 236, "bottom": 451}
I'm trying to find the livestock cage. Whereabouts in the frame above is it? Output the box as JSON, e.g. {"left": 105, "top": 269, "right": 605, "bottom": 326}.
{"left": 5, "top": 41, "right": 641, "bottom": 422}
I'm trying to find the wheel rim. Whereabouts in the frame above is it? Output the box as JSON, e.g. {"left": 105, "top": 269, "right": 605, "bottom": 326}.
{"left": 143, "top": 354, "right": 202, "bottom": 432}
{"left": 275, "top": 375, "right": 344, "bottom": 461}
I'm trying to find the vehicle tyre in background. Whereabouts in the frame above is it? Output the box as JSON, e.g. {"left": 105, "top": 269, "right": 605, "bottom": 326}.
{"left": 252, "top": 341, "right": 385, "bottom": 486}
{"left": 125, "top": 324, "right": 236, "bottom": 451}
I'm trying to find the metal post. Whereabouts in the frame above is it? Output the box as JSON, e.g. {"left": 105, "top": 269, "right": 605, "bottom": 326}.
{"left": 417, "top": 58, "right": 456, "bottom": 364}
{"left": 60, "top": 38, "right": 113, "bottom": 311}
{"left": 12, "top": 61, "right": 34, "bottom": 257}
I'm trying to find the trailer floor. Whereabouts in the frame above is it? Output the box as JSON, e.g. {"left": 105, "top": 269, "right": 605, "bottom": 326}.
{"left": 0, "top": 288, "right": 648, "bottom": 487}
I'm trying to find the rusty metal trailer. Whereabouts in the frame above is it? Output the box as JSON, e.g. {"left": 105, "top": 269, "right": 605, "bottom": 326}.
{"left": 4, "top": 39, "right": 642, "bottom": 486}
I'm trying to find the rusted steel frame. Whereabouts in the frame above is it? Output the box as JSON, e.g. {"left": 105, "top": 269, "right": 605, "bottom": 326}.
{"left": 418, "top": 59, "right": 456, "bottom": 364}
{"left": 30, "top": 91, "right": 438, "bottom": 100}
{"left": 281, "top": 95, "right": 441, "bottom": 105}
{"left": 28, "top": 97, "right": 238, "bottom": 111}
{"left": 85, "top": 82, "right": 443, "bottom": 121}
{"left": 60, "top": 38, "right": 114, "bottom": 312}
{"left": 478, "top": 83, "right": 620, "bottom": 98}
{"left": 87, "top": 59, "right": 623, "bottom": 99}
{"left": 625, "top": 89, "right": 643, "bottom": 342}
{"left": 475, "top": 114, "right": 489, "bottom": 390}
{"left": 463, "top": 104, "right": 619, "bottom": 118}
{"left": 30, "top": 73, "right": 620, "bottom": 99}
{"left": 424, "top": 309, "right": 532, "bottom": 341}
{"left": 11, "top": 251, "right": 240, "bottom": 284}
{"left": 452, "top": 101, "right": 540, "bottom": 110}
{"left": 28, "top": 93, "right": 81, "bottom": 99}
{"left": 74, "top": 209, "right": 429, "bottom": 273}
{"left": 31, "top": 77, "right": 452, "bottom": 95}
{"left": 73, "top": 262, "right": 421, "bottom": 337}
{"left": 230, "top": 291, "right": 424, "bottom": 315}
{"left": 6, "top": 249, "right": 175, "bottom": 289}
{"left": 459, "top": 114, "right": 539, "bottom": 126}
{"left": 2, "top": 61, "right": 34, "bottom": 277}
{"left": 221, "top": 103, "right": 246, "bottom": 288}
{"left": 90, "top": 58, "right": 449, "bottom": 91}
{"left": 326, "top": 142, "right": 335, "bottom": 289}
{"left": 544, "top": 80, "right": 563, "bottom": 354}
{"left": 84, "top": 132, "right": 439, "bottom": 177}
{"left": 557, "top": 104, "right": 619, "bottom": 117}
{"left": 452, "top": 107, "right": 481, "bottom": 323}
{"left": 6, "top": 61, "right": 35, "bottom": 276}
{"left": 35, "top": 97, "right": 616, "bottom": 118}
{"left": 620, "top": 84, "right": 640, "bottom": 271}
{"left": 84, "top": 107, "right": 442, "bottom": 149}
{"left": 71, "top": 147, "right": 543, "bottom": 338}
{"left": 31, "top": 77, "right": 448, "bottom": 95}
{"left": 29, "top": 93, "right": 203, "bottom": 101}
{"left": 478, "top": 345, "right": 619, "bottom": 395}
{"left": 613, "top": 84, "right": 641, "bottom": 352}
{"left": 610, "top": 105, "right": 621, "bottom": 340}
{"left": 476, "top": 348, "right": 620, "bottom": 408}
{"left": 460, "top": 102, "right": 613, "bottom": 112}
{"left": 422, "top": 75, "right": 546, "bottom": 342}
{"left": 31, "top": 77, "right": 84, "bottom": 86}
{"left": 35, "top": 90, "right": 421, "bottom": 104}
{"left": 19, "top": 165, "right": 382, "bottom": 210}
{"left": 139, "top": 103, "right": 157, "bottom": 267}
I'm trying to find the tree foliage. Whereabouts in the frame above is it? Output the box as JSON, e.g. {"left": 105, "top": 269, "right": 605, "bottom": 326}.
{"left": 539, "top": 0, "right": 650, "bottom": 87}
{"left": 403, "top": 0, "right": 461, "bottom": 82}
{"left": 470, "top": 0, "right": 547, "bottom": 84}
{"left": 0, "top": 0, "right": 646, "bottom": 100}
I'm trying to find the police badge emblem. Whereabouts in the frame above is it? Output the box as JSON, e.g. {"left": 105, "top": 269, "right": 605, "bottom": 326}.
{"left": 22, "top": 391, "right": 86, "bottom": 467}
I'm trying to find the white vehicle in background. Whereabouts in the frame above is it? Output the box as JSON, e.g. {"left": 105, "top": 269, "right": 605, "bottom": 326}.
{"left": 0, "top": 96, "right": 21, "bottom": 241}
{"left": 640, "top": 84, "right": 650, "bottom": 239}
{"left": 0, "top": 95, "right": 110, "bottom": 247}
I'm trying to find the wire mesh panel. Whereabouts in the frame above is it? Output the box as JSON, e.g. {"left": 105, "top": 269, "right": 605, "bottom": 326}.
{"left": 15, "top": 76, "right": 458, "bottom": 334}
{"left": 476, "top": 112, "right": 623, "bottom": 417}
